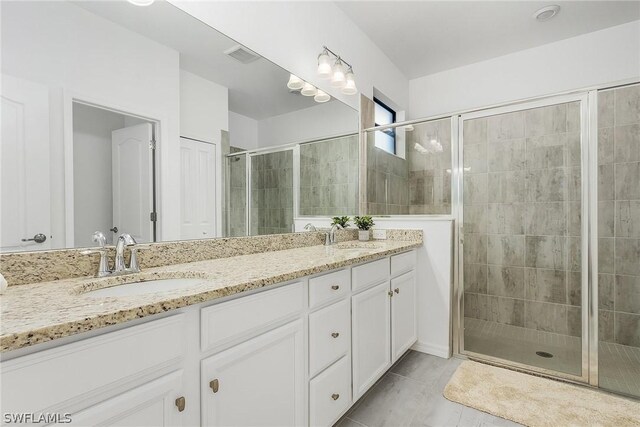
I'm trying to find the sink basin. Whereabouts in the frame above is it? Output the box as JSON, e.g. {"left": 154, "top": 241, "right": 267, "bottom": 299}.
{"left": 85, "top": 278, "right": 207, "bottom": 298}
{"left": 335, "top": 242, "right": 384, "bottom": 250}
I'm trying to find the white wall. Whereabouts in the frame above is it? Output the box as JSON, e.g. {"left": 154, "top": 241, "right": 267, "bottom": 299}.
{"left": 72, "top": 104, "right": 126, "bottom": 247}
{"left": 409, "top": 20, "right": 640, "bottom": 118}
{"left": 228, "top": 112, "right": 258, "bottom": 150}
{"left": 168, "top": 0, "right": 409, "bottom": 111}
{"left": 1, "top": 1, "right": 181, "bottom": 244}
{"left": 257, "top": 101, "right": 358, "bottom": 148}
{"left": 294, "top": 217, "right": 454, "bottom": 358}
{"left": 180, "top": 69, "right": 229, "bottom": 143}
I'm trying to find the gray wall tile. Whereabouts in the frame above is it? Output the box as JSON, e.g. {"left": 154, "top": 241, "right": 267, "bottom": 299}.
{"left": 488, "top": 266, "right": 525, "bottom": 298}
{"left": 615, "top": 312, "right": 640, "bottom": 346}
{"left": 487, "top": 234, "right": 525, "bottom": 266}
{"left": 615, "top": 274, "right": 640, "bottom": 314}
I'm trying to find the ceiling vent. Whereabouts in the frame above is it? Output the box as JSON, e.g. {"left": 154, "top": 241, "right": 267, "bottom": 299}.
{"left": 224, "top": 45, "right": 261, "bottom": 64}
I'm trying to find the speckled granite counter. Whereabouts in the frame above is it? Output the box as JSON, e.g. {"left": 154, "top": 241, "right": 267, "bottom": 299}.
{"left": 0, "top": 239, "right": 421, "bottom": 353}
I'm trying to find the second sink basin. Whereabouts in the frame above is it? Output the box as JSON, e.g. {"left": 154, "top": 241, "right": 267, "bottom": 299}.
{"left": 85, "top": 278, "right": 207, "bottom": 298}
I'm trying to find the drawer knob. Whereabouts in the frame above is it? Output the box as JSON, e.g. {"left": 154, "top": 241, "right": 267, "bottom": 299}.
{"left": 331, "top": 393, "right": 340, "bottom": 401}
{"left": 331, "top": 285, "right": 340, "bottom": 290}
{"left": 175, "top": 396, "right": 186, "bottom": 412}
{"left": 210, "top": 379, "right": 219, "bottom": 393}
{"left": 388, "top": 291, "right": 394, "bottom": 297}
{"left": 331, "top": 332, "right": 340, "bottom": 338}
{"left": 394, "top": 288, "right": 400, "bottom": 294}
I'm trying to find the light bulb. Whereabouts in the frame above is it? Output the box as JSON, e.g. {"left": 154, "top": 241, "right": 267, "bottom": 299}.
{"left": 341, "top": 67, "right": 357, "bottom": 95}
{"left": 314, "top": 90, "right": 330, "bottom": 103}
{"left": 301, "top": 82, "right": 318, "bottom": 97}
{"left": 317, "top": 49, "right": 332, "bottom": 79}
{"left": 287, "top": 74, "right": 304, "bottom": 90}
{"left": 331, "top": 59, "right": 346, "bottom": 88}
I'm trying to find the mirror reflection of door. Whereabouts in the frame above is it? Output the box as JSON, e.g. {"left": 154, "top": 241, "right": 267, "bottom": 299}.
{"left": 0, "top": 75, "right": 52, "bottom": 252}
{"left": 72, "top": 102, "right": 155, "bottom": 247}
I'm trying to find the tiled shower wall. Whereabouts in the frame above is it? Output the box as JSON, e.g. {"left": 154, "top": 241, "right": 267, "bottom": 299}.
{"left": 250, "top": 150, "right": 293, "bottom": 235}
{"left": 407, "top": 118, "right": 452, "bottom": 214}
{"left": 299, "top": 135, "right": 359, "bottom": 216}
{"left": 227, "top": 147, "right": 246, "bottom": 237}
{"left": 366, "top": 136, "right": 409, "bottom": 215}
{"left": 463, "top": 101, "right": 584, "bottom": 338}
{"left": 598, "top": 84, "right": 640, "bottom": 348}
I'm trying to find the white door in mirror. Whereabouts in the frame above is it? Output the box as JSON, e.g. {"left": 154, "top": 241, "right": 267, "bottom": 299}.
{"left": 0, "top": 75, "right": 51, "bottom": 251}
{"left": 112, "top": 123, "right": 153, "bottom": 243}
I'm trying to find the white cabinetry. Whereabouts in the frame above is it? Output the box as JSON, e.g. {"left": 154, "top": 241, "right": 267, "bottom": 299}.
{"left": 201, "top": 320, "right": 304, "bottom": 427}
{"left": 391, "top": 271, "right": 417, "bottom": 362}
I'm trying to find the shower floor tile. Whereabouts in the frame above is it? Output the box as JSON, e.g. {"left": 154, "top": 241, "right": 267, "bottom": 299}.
{"left": 463, "top": 318, "right": 640, "bottom": 398}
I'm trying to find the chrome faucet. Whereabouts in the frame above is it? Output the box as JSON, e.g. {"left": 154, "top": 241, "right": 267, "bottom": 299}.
{"left": 325, "top": 224, "right": 343, "bottom": 246}
{"left": 115, "top": 233, "right": 137, "bottom": 273}
{"left": 304, "top": 223, "right": 317, "bottom": 232}
{"left": 82, "top": 232, "right": 141, "bottom": 277}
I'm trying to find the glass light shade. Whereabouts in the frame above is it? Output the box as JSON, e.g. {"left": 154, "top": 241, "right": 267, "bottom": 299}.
{"left": 127, "top": 0, "right": 155, "bottom": 5}
{"left": 330, "top": 60, "right": 346, "bottom": 88}
{"left": 314, "top": 90, "right": 330, "bottom": 103}
{"left": 317, "top": 51, "right": 332, "bottom": 79}
{"left": 287, "top": 74, "right": 304, "bottom": 90}
{"left": 300, "top": 82, "right": 318, "bottom": 96}
{"left": 341, "top": 69, "right": 357, "bottom": 95}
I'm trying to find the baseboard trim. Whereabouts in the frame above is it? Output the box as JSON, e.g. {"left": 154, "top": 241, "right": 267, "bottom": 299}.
{"left": 411, "top": 341, "right": 451, "bottom": 359}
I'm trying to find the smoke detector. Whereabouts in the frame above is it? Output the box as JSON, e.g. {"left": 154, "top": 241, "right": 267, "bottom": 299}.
{"left": 533, "top": 5, "right": 561, "bottom": 22}
{"left": 224, "top": 45, "right": 261, "bottom": 64}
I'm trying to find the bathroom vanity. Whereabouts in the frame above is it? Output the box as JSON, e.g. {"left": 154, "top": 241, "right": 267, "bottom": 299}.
{"left": 0, "top": 239, "right": 419, "bottom": 426}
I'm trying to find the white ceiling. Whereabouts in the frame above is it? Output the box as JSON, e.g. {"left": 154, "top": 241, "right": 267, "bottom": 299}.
{"left": 73, "top": 0, "right": 343, "bottom": 120}
{"left": 335, "top": 1, "right": 640, "bottom": 79}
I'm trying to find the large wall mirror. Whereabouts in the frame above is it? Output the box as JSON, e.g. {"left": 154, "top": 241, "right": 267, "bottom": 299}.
{"left": 0, "top": 0, "right": 358, "bottom": 252}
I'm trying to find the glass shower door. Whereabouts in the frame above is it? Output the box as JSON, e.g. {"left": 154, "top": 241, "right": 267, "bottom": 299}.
{"left": 460, "top": 95, "right": 588, "bottom": 380}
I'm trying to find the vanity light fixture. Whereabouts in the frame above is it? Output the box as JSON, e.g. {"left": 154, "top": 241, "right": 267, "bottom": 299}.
{"left": 317, "top": 46, "right": 357, "bottom": 95}
{"left": 127, "top": 0, "right": 155, "bottom": 6}
{"left": 287, "top": 74, "right": 304, "bottom": 90}
{"left": 317, "top": 49, "right": 332, "bottom": 79}
{"left": 301, "top": 82, "right": 318, "bottom": 97}
{"left": 314, "top": 90, "right": 330, "bottom": 103}
{"left": 342, "top": 66, "right": 357, "bottom": 95}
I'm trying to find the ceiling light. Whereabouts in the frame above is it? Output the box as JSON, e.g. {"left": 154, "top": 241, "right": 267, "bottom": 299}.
{"left": 314, "top": 90, "right": 330, "bottom": 103}
{"left": 127, "top": 0, "right": 155, "bottom": 6}
{"left": 331, "top": 59, "right": 346, "bottom": 88}
{"left": 341, "top": 67, "right": 357, "bottom": 95}
{"left": 317, "top": 49, "right": 332, "bottom": 79}
{"left": 533, "top": 5, "right": 560, "bottom": 21}
{"left": 301, "top": 82, "right": 318, "bottom": 96}
{"left": 287, "top": 74, "right": 304, "bottom": 90}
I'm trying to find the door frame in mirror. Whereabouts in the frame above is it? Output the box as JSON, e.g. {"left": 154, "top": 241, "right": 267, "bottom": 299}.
{"left": 63, "top": 91, "right": 165, "bottom": 247}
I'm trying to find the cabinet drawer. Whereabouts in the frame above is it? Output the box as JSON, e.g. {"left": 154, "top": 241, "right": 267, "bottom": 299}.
{"left": 1, "top": 314, "right": 185, "bottom": 415}
{"left": 309, "top": 299, "right": 350, "bottom": 377}
{"left": 309, "top": 355, "right": 351, "bottom": 427}
{"left": 352, "top": 258, "right": 389, "bottom": 292}
{"left": 391, "top": 251, "right": 416, "bottom": 277}
{"left": 201, "top": 282, "right": 303, "bottom": 352}
{"left": 309, "top": 269, "right": 349, "bottom": 309}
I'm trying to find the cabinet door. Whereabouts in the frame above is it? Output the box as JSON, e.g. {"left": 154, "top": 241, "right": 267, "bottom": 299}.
{"left": 69, "top": 370, "right": 185, "bottom": 426}
{"left": 391, "top": 271, "right": 417, "bottom": 362}
{"left": 351, "top": 280, "right": 391, "bottom": 400}
{"left": 201, "top": 320, "right": 304, "bottom": 427}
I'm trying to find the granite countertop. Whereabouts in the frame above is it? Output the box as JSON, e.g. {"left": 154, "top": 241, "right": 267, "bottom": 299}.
{"left": 0, "top": 239, "right": 421, "bottom": 353}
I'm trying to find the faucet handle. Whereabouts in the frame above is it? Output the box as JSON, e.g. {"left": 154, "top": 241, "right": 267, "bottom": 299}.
{"left": 128, "top": 244, "right": 150, "bottom": 273}
{"left": 92, "top": 231, "right": 107, "bottom": 247}
{"left": 81, "top": 248, "right": 110, "bottom": 277}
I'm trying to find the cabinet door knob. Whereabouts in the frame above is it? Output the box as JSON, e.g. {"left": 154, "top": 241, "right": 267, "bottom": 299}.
{"left": 210, "top": 379, "right": 219, "bottom": 393}
{"left": 331, "top": 393, "right": 340, "bottom": 401}
{"left": 394, "top": 288, "right": 400, "bottom": 294}
{"left": 175, "top": 396, "right": 186, "bottom": 412}
{"left": 388, "top": 290, "right": 394, "bottom": 297}
{"left": 331, "top": 332, "right": 340, "bottom": 338}
{"left": 331, "top": 285, "right": 340, "bottom": 290}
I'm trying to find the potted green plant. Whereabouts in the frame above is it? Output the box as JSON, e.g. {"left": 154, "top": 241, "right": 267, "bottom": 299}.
{"left": 353, "top": 215, "right": 374, "bottom": 241}
{"left": 331, "top": 216, "right": 351, "bottom": 228}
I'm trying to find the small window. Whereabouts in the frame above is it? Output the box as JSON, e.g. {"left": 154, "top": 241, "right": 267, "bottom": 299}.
{"left": 374, "top": 97, "right": 396, "bottom": 155}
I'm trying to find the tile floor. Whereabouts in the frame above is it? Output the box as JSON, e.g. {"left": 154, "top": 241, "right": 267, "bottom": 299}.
{"left": 335, "top": 351, "right": 521, "bottom": 427}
